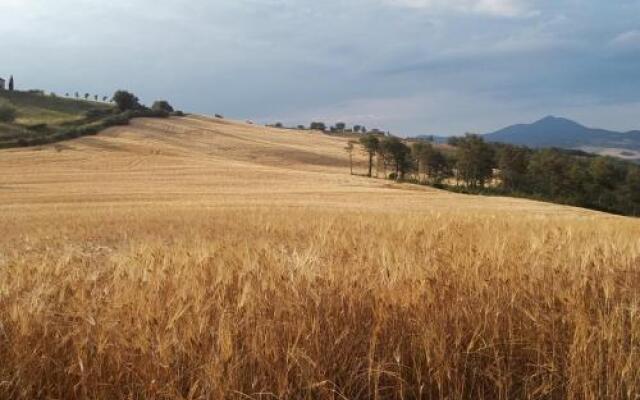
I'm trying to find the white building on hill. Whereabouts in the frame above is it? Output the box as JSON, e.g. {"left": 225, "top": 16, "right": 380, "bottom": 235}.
{"left": 0, "top": 77, "right": 5, "bottom": 90}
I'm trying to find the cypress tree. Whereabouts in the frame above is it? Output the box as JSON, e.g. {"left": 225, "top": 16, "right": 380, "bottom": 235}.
{"left": 8, "top": 76, "right": 14, "bottom": 91}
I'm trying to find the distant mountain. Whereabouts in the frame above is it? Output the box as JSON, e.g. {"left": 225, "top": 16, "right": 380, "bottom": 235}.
{"left": 483, "top": 116, "right": 640, "bottom": 161}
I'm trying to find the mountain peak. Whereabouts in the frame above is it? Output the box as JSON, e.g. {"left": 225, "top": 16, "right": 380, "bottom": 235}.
{"left": 535, "top": 115, "right": 580, "bottom": 126}
{"left": 484, "top": 116, "right": 629, "bottom": 150}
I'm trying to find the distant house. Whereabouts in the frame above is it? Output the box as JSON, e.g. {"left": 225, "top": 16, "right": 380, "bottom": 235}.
{"left": 0, "top": 77, "right": 5, "bottom": 90}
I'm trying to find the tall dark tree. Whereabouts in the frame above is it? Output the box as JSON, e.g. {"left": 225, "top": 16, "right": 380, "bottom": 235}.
{"left": 424, "top": 148, "right": 451, "bottom": 184}
{"left": 112, "top": 90, "right": 141, "bottom": 111}
{"left": 310, "top": 122, "right": 326, "bottom": 131}
{"left": 359, "top": 134, "right": 380, "bottom": 177}
{"left": 152, "top": 100, "right": 174, "bottom": 113}
{"left": 497, "top": 145, "right": 529, "bottom": 191}
{"left": 455, "top": 134, "right": 495, "bottom": 188}
{"left": 380, "top": 137, "right": 412, "bottom": 180}
{"left": 8, "top": 76, "right": 14, "bottom": 91}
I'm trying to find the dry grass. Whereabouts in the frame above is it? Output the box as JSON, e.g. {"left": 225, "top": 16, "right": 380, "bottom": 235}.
{"left": 1, "top": 116, "right": 639, "bottom": 399}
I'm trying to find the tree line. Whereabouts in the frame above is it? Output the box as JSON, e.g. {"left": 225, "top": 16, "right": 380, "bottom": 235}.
{"left": 352, "top": 133, "right": 640, "bottom": 217}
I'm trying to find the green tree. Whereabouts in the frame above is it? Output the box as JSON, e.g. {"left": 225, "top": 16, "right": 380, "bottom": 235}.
{"left": 8, "top": 76, "right": 14, "bottom": 91}
{"left": 112, "top": 90, "right": 141, "bottom": 111}
{"left": 411, "top": 142, "right": 429, "bottom": 182}
{"left": 335, "top": 122, "right": 346, "bottom": 132}
{"left": 424, "top": 148, "right": 451, "bottom": 184}
{"left": 497, "top": 145, "right": 529, "bottom": 191}
{"left": 381, "top": 137, "right": 412, "bottom": 180}
{"left": 359, "top": 134, "right": 380, "bottom": 177}
{"left": 455, "top": 134, "right": 495, "bottom": 188}
{"left": 527, "top": 149, "right": 573, "bottom": 199}
{"left": 310, "top": 122, "right": 326, "bottom": 131}
{"left": 152, "top": 100, "right": 174, "bottom": 113}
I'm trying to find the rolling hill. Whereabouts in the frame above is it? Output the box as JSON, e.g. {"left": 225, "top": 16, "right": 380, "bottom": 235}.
{"left": 0, "top": 115, "right": 603, "bottom": 215}
{"left": 0, "top": 90, "right": 113, "bottom": 147}
{"left": 1, "top": 115, "right": 638, "bottom": 399}
{"left": 484, "top": 116, "right": 640, "bottom": 160}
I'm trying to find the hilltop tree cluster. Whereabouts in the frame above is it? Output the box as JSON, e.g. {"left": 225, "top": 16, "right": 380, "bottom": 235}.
{"left": 355, "top": 133, "right": 640, "bottom": 216}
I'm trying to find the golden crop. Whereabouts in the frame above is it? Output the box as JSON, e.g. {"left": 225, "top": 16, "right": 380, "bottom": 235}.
{"left": 1, "top": 117, "right": 638, "bottom": 399}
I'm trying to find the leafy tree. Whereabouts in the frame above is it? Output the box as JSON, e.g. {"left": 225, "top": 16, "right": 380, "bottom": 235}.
{"left": 623, "top": 166, "right": 640, "bottom": 214}
{"left": 310, "top": 122, "right": 326, "bottom": 131}
{"left": 424, "top": 147, "right": 451, "bottom": 184}
{"left": 455, "top": 134, "right": 495, "bottom": 188}
{"left": 359, "top": 134, "right": 380, "bottom": 177}
{"left": 102, "top": 96, "right": 108, "bottom": 102}
{"left": 527, "top": 149, "right": 573, "bottom": 199}
{"left": 335, "top": 122, "right": 346, "bottom": 132}
{"left": 589, "top": 157, "right": 625, "bottom": 190}
{"left": 353, "top": 125, "right": 362, "bottom": 133}
{"left": 497, "top": 145, "right": 529, "bottom": 191}
{"left": 8, "top": 76, "right": 14, "bottom": 91}
{"left": 381, "top": 137, "right": 412, "bottom": 180}
{"left": 84, "top": 93, "right": 90, "bottom": 100}
{"left": 0, "top": 105, "right": 17, "bottom": 122}
{"left": 152, "top": 100, "right": 174, "bottom": 113}
{"left": 112, "top": 90, "right": 141, "bottom": 111}
{"left": 344, "top": 141, "right": 356, "bottom": 175}
{"left": 411, "top": 142, "right": 427, "bottom": 179}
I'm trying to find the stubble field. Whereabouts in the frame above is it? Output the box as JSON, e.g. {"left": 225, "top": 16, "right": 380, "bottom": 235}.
{"left": 0, "top": 116, "right": 638, "bottom": 399}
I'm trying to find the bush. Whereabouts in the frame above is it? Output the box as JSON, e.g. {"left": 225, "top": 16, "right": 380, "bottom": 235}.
{"left": 0, "top": 105, "right": 17, "bottom": 123}
{"left": 171, "top": 111, "right": 185, "bottom": 117}
{"left": 85, "top": 108, "right": 113, "bottom": 119}
{"left": 151, "top": 100, "right": 174, "bottom": 113}
{"left": 112, "top": 90, "right": 141, "bottom": 111}
{"left": 103, "top": 114, "right": 131, "bottom": 126}
{"left": 25, "top": 123, "right": 49, "bottom": 133}
{"left": 215, "top": 114, "right": 224, "bottom": 119}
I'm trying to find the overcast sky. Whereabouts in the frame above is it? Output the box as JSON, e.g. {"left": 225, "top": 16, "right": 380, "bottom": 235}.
{"left": 2, "top": 0, "right": 640, "bottom": 135}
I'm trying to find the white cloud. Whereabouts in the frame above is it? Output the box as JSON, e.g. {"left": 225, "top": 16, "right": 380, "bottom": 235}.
{"left": 610, "top": 30, "right": 640, "bottom": 49}
{"left": 382, "top": 0, "right": 535, "bottom": 17}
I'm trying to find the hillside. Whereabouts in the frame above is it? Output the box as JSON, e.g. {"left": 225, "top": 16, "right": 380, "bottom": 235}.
{"left": 0, "top": 115, "right": 602, "bottom": 215}
{"left": 1, "top": 116, "right": 639, "bottom": 399}
{"left": 484, "top": 116, "right": 640, "bottom": 161}
{"left": 0, "top": 90, "right": 113, "bottom": 147}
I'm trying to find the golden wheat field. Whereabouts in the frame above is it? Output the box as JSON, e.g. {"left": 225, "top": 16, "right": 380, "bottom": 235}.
{"left": 1, "top": 116, "right": 639, "bottom": 399}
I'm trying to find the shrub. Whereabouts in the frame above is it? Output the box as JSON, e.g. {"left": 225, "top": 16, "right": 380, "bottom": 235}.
{"left": 215, "top": 114, "right": 224, "bottom": 119}
{"left": 25, "top": 123, "right": 49, "bottom": 133}
{"left": 112, "top": 90, "right": 141, "bottom": 111}
{"left": 0, "top": 105, "right": 17, "bottom": 123}
{"left": 85, "top": 108, "right": 113, "bottom": 119}
{"left": 151, "top": 100, "right": 174, "bottom": 113}
{"left": 310, "top": 122, "right": 326, "bottom": 131}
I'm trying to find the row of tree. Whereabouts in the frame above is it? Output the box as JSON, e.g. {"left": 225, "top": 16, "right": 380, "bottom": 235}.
{"left": 351, "top": 133, "right": 640, "bottom": 216}
{"left": 63, "top": 92, "right": 112, "bottom": 102}
{"left": 269, "top": 121, "right": 387, "bottom": 135}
